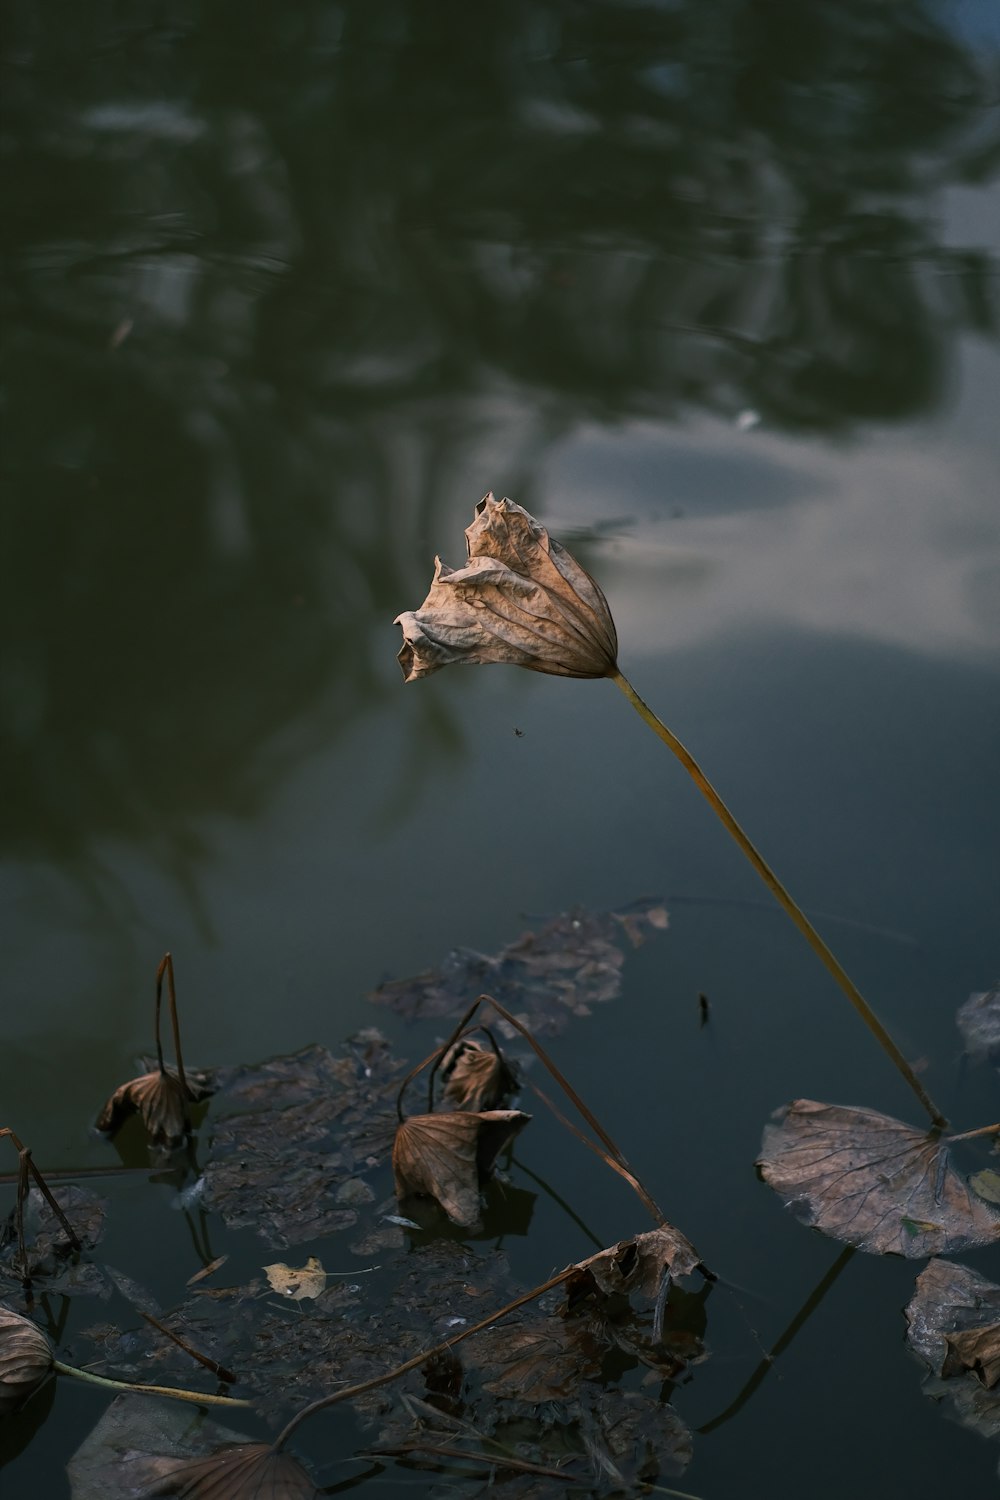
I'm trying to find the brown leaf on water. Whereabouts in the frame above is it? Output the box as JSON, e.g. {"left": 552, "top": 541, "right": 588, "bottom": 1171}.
{"left": 263, "top": 1258, "right": 327, "bottom": 1303}
{"left": 0, "top": 1305, "right": 53, "bottom": 1416}
{"left": 757, "top": 1099, "right": 1000, "bottom": 1257}
{"left": 905, "top": 1258, "right": 1000, "bottom": 1442}
{"left": 202, "top": 1038, "right": 403, "bottom": 1248}
{"left": 392, "top": 1111, "right": 531, "bottom": 1227}
{"left": 369, "top": 899, "right": 669, "bottom": 1036}
{"left": 96, "top": 1069, "right": 209, "bottom": 1147}
{"left": 145, "top": 1443, "right": 319, "bottom": 1498}
{"left": 471, "top": 1314, "right": 604, "bottom": 1401}
{"left": 440, "top": 1039, "right": 517, "bottom": 1112}
{"left": 395, "top": 493, "right": 618, "bottom": 682}
{"left": 573, "top": 1225, "right": 703, "bottom": 1296}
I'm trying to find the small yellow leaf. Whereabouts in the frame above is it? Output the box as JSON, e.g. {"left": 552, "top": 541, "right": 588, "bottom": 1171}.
{"left": 263, "top": 1257, "right": 327, "bottom": 1301}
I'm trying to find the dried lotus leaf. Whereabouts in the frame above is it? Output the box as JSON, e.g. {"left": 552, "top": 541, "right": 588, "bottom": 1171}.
{"left": 392, "top": 1110, "right": 530, "bottom": 1227}
{"left": 0, "top": 1306, "right": 53, "bottom": 1416}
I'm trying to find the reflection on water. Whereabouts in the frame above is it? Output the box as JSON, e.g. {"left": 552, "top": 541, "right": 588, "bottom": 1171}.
{"left": 1, "top": 10, "right": 999, "bottom": 1495}
{"left": 2, "top": 0, "right": 998, "bottom": 879}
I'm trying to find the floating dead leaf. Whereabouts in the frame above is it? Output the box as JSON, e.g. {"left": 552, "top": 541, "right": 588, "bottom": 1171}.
{"left": 202, "top": 1038, "right": 403, "bottom": 1247}
{"left": 757, "top": 1099, "right": 1000, "bottom": 1257}
{"left": 440, "top": 1039, "right": 517, "bottom": 1112}
{"left": 145, "top": 1443, "right": 319, "bottom": 1498}
{"left": 905, "top": 1257, "right": 1000, "bottom": 1442}
{"left": 369, "top": 899, "right": 669, "bottom": 1036}
{"left": 0, "top": 1305, "right": 53, "bottom": 1416}
{"left": 96, "top": 1070, "right": 204, "bottom": 1147}
{"left": 187, "top": 1256, "right": 229, "bottom": 1288}
{"left": 572, "top": 1225, "right": 703, "bottom": 1297}
{"left": 470, "top": 1314, "right": 605, "bottom": 1402}
{"left": 263, "top": 1258, "right": 327, "bottom": 1302}
{"left": 392, "top": 1111, "right": 530, "bottom": 1227}
{"left": 395, "top": 492, "right": 618, "bottom": 682}
{"left": 957, "top": 986, "right": 1000, "bottom": 1065}
{"left": 971, "top": 1169, "right": 1000, "bottom": 1206}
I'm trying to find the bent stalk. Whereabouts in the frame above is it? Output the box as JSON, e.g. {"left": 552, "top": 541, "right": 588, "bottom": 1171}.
{"left": 611, "top": 669, "right": 946, "bottom": 1129}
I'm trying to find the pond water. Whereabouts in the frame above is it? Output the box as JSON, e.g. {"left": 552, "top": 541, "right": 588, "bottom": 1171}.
{"left": 2, "top": 3, "right": 1000, "bottom": 1496}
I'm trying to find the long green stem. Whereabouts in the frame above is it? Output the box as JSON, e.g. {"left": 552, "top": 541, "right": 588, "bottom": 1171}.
{"left": 52, "top": 1359, "right": 250, "bottom": 1408}
{"left": 611, "top": 669, "right": 946, "bottom": 1129}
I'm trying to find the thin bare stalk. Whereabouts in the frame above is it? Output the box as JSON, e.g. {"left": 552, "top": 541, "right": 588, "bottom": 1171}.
{"left": 526, "top": 1080, "right": 666, "bottom": 1228}
{"left": 51, "top": 1359, "right": 250, "bottom": 1407}
{"left": 611, "top": 670, "right": 946, "bottom": 1129}
{"left": 157, "top": 952, "right": 191, "bottom": 1099}
{"left": 141, "top": 1311, "right": 237, "bottom": 1383}
{"left": 947, "top": 1122, "right": 1000, "bottom": 1144}
{"left": 272, "top": 1266, "right": 575, "bottom": 1452}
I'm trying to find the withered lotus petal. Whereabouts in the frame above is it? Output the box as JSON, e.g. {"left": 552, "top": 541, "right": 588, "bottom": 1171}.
{"left": 96, "top": 1070, "right": 191, "bottom": 1145}
{"left": 392, "top": 1110, "right": 530, "bottom": 1227}
{"left": 0, "top": 1306, "right": 54, "bottom": 1417}
{"left": 395, "top": 494, "right": 618, "bottom": 682}
{"left": 146, "top": 1442, "right": 319, "bottom": 1498}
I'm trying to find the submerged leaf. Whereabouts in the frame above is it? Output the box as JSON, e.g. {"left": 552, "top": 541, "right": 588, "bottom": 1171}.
{"left": 392, "top": 1111, "right": 530, "bottom": 1227}
{"left": 573, "top": 1225, "right": 703, "bottom": 1295}
{"left": 369, "top": 899, "right": 668, "bottom": 1035}
{"left": 263, "top": 1259, "right": 327, "bottom": 1303}
{"left": 905, "top": 1258, "right": 1000, "bottom": 1441}
{"left": 440, "top": 1039, "right": 517, "bottom": 1113}
{"left": 96, "top": 1070, "right": 207, "bottom": 1147}
{"left": 757, "top": 1100, "right": 1000, "bottom": 1257}
{"left": 395, "top": 493, "right": 618, "bottom": 682}
{"left": 0, "top": 1305, "right": 53, "bottom": 1416}
{"left": 68, "top": 1394, "right": 255, "bottom": 1500}
{"left": 202, "top": 1038, "right": 403, "bottom": 1248}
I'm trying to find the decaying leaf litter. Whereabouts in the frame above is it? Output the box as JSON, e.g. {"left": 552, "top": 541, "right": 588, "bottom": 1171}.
{"left": 4, "top": 907, "right": 713, "bottom": 1496}
{"left": 3, "top": 495, "right": 998, "bottom": 1495}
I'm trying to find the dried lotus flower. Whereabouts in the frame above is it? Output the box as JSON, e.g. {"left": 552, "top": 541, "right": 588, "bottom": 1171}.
{"left": 392, "top": 1109, "right": 530, "bottom": 1227}
{"left": 97, "top": 953, "right": 212, "bottom": 1147}
{"left": 147, "top": 1442, "right": 319, "bottom": 1498}
{"left": 0, "top": 1306, "right": 53, "bottom": 1416}
{"left": 97, "top": 1069, "right": 196, "bottom": 1146}
{"left": 440, "top": 1038, "right": 517, "bottom": 1112}
{"left": 395, "top": 493, "right": 618, "bottom": 681}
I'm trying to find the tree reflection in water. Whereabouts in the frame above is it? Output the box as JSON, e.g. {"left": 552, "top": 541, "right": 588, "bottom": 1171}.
{"left": 1, "top": 0, "right": 998, "bottom": 881}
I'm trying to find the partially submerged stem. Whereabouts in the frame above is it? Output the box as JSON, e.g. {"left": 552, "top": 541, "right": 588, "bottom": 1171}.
{"left": 611, "top": 670, "right": 946, "bottom": 1129}
{"left": 157, "top": 952, "right": 191, "bottom": 1099}
{"left": 52, "top": 1359, "right": 250, "bottom": 1408}
{"left": 272, "top": 1266, "right": 574, "bottom": 1452}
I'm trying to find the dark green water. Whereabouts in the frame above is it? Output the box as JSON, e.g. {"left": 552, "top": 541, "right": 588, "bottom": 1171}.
{"left": 2, "top": 3, "right": 1000, "bottom": 1495}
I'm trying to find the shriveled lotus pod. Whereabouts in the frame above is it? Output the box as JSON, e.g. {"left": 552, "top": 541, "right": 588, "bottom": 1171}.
{"left": 440, "top": 1038, "right": 517, "bottom": 1113}
{"left": 392, "top": 1109, "right": 531, "bottom": 1227}
{"left": 146, "top": 1442, "right": 319, "bottom": 1497}
{"left": 0, "top": 1306, "right": 53, "bottom": 1416}
{"left": 395, "top": 493, "right": 618, "bottom": 681}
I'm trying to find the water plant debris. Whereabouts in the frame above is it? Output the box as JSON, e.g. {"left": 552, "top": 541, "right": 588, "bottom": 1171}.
{"left": 757, "top": 1100, "right": 1000, "bottom": 1257}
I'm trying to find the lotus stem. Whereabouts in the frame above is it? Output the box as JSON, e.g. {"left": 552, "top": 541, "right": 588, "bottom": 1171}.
{"left": 611, "top": 669, "right": 946, "bottom": 1129}
{"left": 52, "top": 1359, "right": 250, "bottom": 1407}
